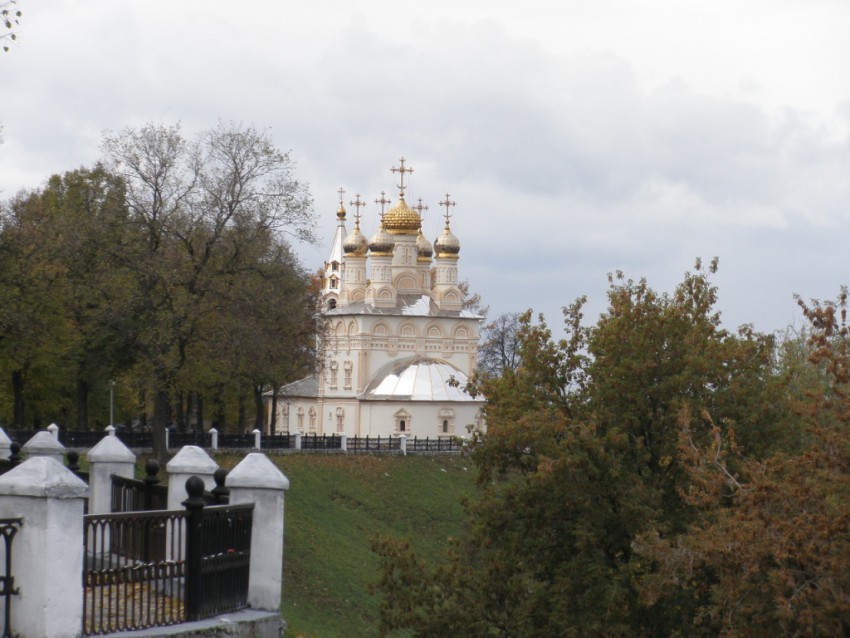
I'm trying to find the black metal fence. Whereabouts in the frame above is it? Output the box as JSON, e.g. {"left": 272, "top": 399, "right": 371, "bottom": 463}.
{"left": 406, "top": 436, "right": 463, "bottom": 452}
{"left": 301, "top": 434, "right": 342, "bottom": 450}
{"left": 111, "top": 470, "right": 168, "bottom": 515}
{"left": 3, "top": 429, "right": 463, "bottom": 454}
{"left": 83, "top": 481, "right": 253, "bottom": 635}
{"left": 0, "top": 518, "right": 22, "bottom": 638}
{"left": 347, "top": 435, "right": 400, "bottom": 451}
{"left": 83, "top": 508, "right": 187, "bottom": 634}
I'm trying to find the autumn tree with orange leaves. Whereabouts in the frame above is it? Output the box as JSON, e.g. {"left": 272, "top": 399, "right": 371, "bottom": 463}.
{"left": 373, "top": 260, "right": 823, "bottom": 637}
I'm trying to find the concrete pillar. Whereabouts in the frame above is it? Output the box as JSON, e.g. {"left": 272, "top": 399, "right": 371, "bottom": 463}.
{"left": 340, "top": 433, "right": 348, "bottom": 453}
{"left": 252, "top": 428, "right": 261, "bottom": 450}
{"left": 0, "top": 427, "right": 11, "bottom": 461}
{"left": 209, "top": 428, "right": 219, "bottom": 450}
{"left": 165, "top": 445, "right": 218, "bottom": 510}
{"left": 398, "top": 434, "right": 408, "bottom": 456}
{"left": 0, "top": 457, "right": 88, "bottom": 638}
{"left": 22, "top": 431, "right": 65, "bottom": 462}
{"left": 87, "top": 434, "right": 136, "bottom": 515}
{"left": 294, "top": 432, "right": 302, "bottom": 450}
{"left": 227, "top": 453, "right": 290, "bottom": 611}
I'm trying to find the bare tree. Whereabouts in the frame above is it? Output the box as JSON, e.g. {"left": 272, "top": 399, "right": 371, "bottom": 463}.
{"left": 2, "top": 1, "right": 21, "bottom": 53}
{"left": 478, "top": 312, "right": 523, "bottom": 377}
{"left": 102, "top": 122, "right": 314, "bottom": 460}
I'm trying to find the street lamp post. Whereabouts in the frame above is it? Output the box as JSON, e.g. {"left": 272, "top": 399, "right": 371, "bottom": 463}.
{"left": 109, "top": 380, "right": 116, "bottom": 427}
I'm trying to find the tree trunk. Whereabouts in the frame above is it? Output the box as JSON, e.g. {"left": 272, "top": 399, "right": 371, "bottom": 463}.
{"left": 176, "top": 390, "right": 185, "bottom": 432}
{"left": 196, "top": 395, "right": 204, "bottom": 433}
{"left": 12, "top": 369, "right": 24, "bottom": 429}
{"left": 253, "top": 384, "right": 265, "bottom": 434}
{"left": 238, "top": 391, "right": 246, "bottom": 433}
{"left": 214, "top": 385, "right": 225, "bottom": 433}
{"left": 186, "top": 391, "right": 195, "bottom": 431}
{"left": 76, "top": 379, "right": 89, "bottom": 430}
{"left": 270, "top": 385, "right": 278, "bottom": 434}
{"left": 152, "top": 386, "right": 171, "bottom": 464}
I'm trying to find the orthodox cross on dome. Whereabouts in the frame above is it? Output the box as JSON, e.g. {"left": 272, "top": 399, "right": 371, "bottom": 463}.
{"left": 413, "top": 197, "right": 429, "bottom": 217}
{"left": 336, "top": 187, "right": 347, "bottom": 219}
{"left": 390, "top": 157, "right": 414, "bottom": 198}
{"left": 349, "top": 193, "right": 366, "bottom": 225}
{"left": 438, "top": 193, "right": 456, "bottom": 225}
{"left": 375, "top": 190, "right": 392, "bottom": 221}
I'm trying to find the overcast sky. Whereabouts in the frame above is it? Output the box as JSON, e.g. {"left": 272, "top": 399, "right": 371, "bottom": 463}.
{"left": 2, "top": 0, "right": 849, "bottom": 335}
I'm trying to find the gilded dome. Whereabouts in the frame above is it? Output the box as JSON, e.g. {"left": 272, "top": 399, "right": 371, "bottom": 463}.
{"left": 343, "top": 224, "right": 368, "bottom": 256}
{"left": 416, "top": 227, "right": 433, "bottom": 260}
{"left": 369, "top": 224, "right": 395, "bottom": 255}
{"left": 434, "top": 222, "right": 460, "bottom": 257}
{"left": 382, "top": 197, "right": 421, "bottom": 234}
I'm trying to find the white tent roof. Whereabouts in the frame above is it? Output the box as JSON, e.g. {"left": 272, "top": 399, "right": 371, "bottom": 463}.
{"left": 361, "top": 357, "right": 480, "bottom": 402}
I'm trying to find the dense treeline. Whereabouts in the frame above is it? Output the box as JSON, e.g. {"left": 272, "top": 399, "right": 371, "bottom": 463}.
{"left": 0, "top": 123, "right": 318, "bottom": 458}
{"left": 374, "top": 259, "right": 850, "bottom": 637}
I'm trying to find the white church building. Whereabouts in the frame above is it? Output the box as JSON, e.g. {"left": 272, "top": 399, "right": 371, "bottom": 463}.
{"left": 267, "top": 159, "right": 485, "bottom": 439}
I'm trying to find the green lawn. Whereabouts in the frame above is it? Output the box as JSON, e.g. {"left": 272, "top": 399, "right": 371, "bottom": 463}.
{"left": 216, "top": 453, "right": 478, "bottom": 638}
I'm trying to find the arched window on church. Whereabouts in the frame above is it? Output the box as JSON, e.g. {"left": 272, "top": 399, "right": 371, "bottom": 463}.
{"left": 329, "top": 361, "right": 339, "bottom": 389}
{"left": 343, "top": 361, "right": 353, "bottom": 389}
{"left": 394, "top": 409, "right": 411, "bottom": 435}
{"left": 296, "top": 407, "right": 304, "bottom": 432}
{"left": 439, "top": 409, "right": 455, "bottom": 436}
{"left": 328, "top": 298, "right": 337, "bottom": 309}
{"left": 336, "top": 407, "right": 344, "bottom": 432}
{"left": 281, "top": 403, "right": 290, "bottom": 433}
{"left": 308, "top": 407, "right": 317, "bottom": 433}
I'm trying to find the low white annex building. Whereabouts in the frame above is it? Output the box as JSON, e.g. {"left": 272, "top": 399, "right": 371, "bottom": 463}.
{"left": 267, "top": 159, "right": 485, "bottom": 439}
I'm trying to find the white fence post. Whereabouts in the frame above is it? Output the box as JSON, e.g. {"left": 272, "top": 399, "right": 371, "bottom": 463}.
{"left": 294, "top": 432, "right": 302, "bottom": 450}
{"left": 87, "top": 434, "right": 136, "bottom": 514}
{"left": 0, "top": 457, "right": 88, "bottom": 638}
{"left": 398, "top": 434, "right": 408, "bottom": 456}
{"left": 209, "top": 427, "right": 219, "bottom": 450}
{"left": 0, "top": 428, "right": 11, "bottom": 461}
{"left": 340, "top": 433, "right": 348, "bottom": 452}
{"left": 22, "top": 431, "right": 65, "bottom": 463}
{"left": 227, "top": 453, "right": 290, "bottom": 610}
{"left": 252, "top": 428, "right": 261, "bottom": 450}
{"left": 165, "top": 445, "right": 219, "bottom": 509}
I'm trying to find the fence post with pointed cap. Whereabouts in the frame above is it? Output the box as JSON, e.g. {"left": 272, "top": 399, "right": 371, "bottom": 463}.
{"left": 227, "top": 453, "right": 290, "bottom": 610}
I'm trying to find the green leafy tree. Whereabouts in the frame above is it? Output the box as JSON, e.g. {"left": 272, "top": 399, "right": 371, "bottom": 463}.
{"left": 636, "top": 288, "right": 850, "bottom": 637}
{"left": 0, "top": 186, "right": 75, "bottom": 427}
{"left": 373, "top": 260, "right": 797, "bottom": 637}
{"left": 0, "top": 166, "right": 137, "bottom": 429}
{"left": 101, "top": 122, "right": 314, "bottom": 459}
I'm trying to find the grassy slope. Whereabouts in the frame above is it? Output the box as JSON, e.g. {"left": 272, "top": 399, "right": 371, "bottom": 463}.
{"left": 217, "top": 453, "right": 478, "bottom": 638}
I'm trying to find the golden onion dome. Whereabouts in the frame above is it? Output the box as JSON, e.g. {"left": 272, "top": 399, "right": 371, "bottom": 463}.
{"left": 369, "top": 224, "right": 395, "bottom": 255}
{"left": 416, "top": 227, "right": 433, "bottom": 260}
{"left": 343, "top": 224, "right": 368, "bottom": 256}
{"left": 434, "top": 222, "right": 460, "bottom": 257}
{"left": 336, "top": 202, "right": 346, "bottom": 220}
{"left": 382, "top": 197, "right": 421, "bottom": 234}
